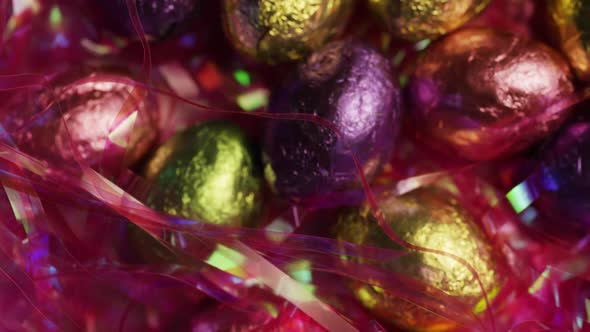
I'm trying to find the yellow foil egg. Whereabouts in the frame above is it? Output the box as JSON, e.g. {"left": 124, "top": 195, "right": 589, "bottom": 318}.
{"left": 145, "top": 121, "right": 263, "bottom": 227}
{"left": 334, "top": 189, "right": 500, "bottom": 331}
{"left": 221, "top": 0, "right": 353, "bottom": 63}
{"left": 369, "top": 0, "right": 492, "bottom": 41}
{"left": 548, "top": 0, "right": 590, "bottom": 80}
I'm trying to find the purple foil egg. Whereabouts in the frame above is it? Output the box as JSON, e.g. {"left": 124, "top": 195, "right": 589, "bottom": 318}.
{"left": 525, "top": 112, "right": 590, "bottom": 236}
{"left": 97, "top": 0, "right": 199, "bottom": 39}
{"left": 263, "top": 41, "right": 402, "bottom": 202}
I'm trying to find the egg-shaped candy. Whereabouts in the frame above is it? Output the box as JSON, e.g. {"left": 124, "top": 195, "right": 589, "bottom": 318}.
{"left": 145, "top": 121, "right": 263, "bottom": 227}
{"left": 96, "top": 0, "right": 199, "bottom": 40}
{"left": 369, "top": 0, "right": 492, "bottom": 41}
{"left": 409, "top": 28, "right": 575, "bottom": 161}
{"left": 222, "top": 0, "right": 353, "bottom": 63}
{"left": 9, "top": 73, "right": 158, "bottom": 170}
{"left": 511, "top": 112, "right": 590, "bottom": 240}
{"left": 263, "top": 40, "right": 402, "bottom": 202}
{"left": 547, "top": 0, "right": 590, "bottom": 81}
{"left": 334, "top": 188, "right": 502, "bottom": 331}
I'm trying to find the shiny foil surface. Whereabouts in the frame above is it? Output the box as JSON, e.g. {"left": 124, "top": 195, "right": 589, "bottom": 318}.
{"left": 222, "top": 0, "right": 353, "bottom": 63}
{"left": 409, "top": 28, "right": 575, "bottom": 161}
{"left": 368, "top": 0, "right": 492, "bottom": 41}
{"left": 264, "top": 41, "right": 402, "bottom": 201}
{"left": 97, "top": 0, "right": 199, "bottom": 39}
{"left": 11, "top": 73, "right": 158, "bottom": 169}
{"left": 547, "top": 0, "right": 590, "bottom": 81}
{"left": 523, "top": 113, "right": 590, "bottom": 238}
{"left": 334, "top": 189, "right": 500, "bottom": 331}
{"left": 145, "top": 121, "right": 262, "bottom": 227}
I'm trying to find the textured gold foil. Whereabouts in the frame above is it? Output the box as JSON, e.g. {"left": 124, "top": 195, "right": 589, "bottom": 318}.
{"left": 222, "top": 0, "right": 353, "bottom": 63}
{"left": 548, "top": 0, "right": 590, "bottom": 80}
{"left": 145, "top": 121, "right": 262, "bottom": 227}
{"left": 368, "top": 0, "right": 491, "bottom": 41}
{"left": 334, "top": 189, "right": 500, "bottom": 331}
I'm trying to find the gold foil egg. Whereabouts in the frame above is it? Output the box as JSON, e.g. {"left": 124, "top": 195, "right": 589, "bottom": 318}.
{"left": 145, "top": 121, "right": 263, "bottom": 227}
{"left": 409, "top": 28, "right": 575, "bottom": 161}
{"left": 368, "top": 0, "right": 492, "bottom": 41}
{"left": 334, "top": 189, "right": 501, "bottom": 331}
{"left": 221, "top": 0, "right": 353, "bottom": 63}
{"left": 547, "top": 0, "right": 590, "bottom": 80}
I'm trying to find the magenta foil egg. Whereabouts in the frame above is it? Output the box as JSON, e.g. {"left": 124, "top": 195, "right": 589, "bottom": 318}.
{"left": 7, "top": 73, "right": 158, "bottom": 171}
{"left": 409, "top": 28, "right": 576, "bottom": 161}
{"left": 263, "top": 40, "right": 402, "bottom": 202}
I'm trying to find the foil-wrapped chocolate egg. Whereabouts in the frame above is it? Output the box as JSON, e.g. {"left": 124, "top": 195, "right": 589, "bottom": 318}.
{"left": 222, "top": 0, "right": 353, "bottom": 63}
{"left": 517, "top": 112, "right": 590, "bottom": 239}
{"left": 334, "top": 189, "right": 501, "bottom": 331}
{"left": 263, "top": 41, "right": 402, "bottom": 202}
{"left": 97, "top": 0, "right": 199, "bottom": 39}
{"left": 145, "top": 121, "right": 262, "bottom": 227}
{"left": 547, "top": 0, "right": 590, "bottom": 81}
{"left": 369, "top": 0, "right": 492, "bottom": 41}
{"left": 409, "top": 28, "right": 575, "bottom": 161}
{"left": 11, "top": 73, "right": 157, "bottom": 170}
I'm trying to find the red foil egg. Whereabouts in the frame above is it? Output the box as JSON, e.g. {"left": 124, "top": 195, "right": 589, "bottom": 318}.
{"left": 6, "top": 73, "right": 158, "bottom": 171}
{"left": 409, "top": 28, "right": 575, "bottom": 161}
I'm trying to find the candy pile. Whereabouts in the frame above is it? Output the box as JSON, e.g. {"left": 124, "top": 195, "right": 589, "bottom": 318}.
{"left": 1, "top": 0, "right": 590, "bottom": 331}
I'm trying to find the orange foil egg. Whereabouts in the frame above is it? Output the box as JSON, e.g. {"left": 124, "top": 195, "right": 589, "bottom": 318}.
{"left": 409, "top": 28, "right": 575, "bottom": 161}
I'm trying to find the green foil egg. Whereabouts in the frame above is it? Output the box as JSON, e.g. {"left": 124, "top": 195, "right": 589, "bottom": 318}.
{"left": 145, "top": 121, "right": 263, "bottom": 227}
